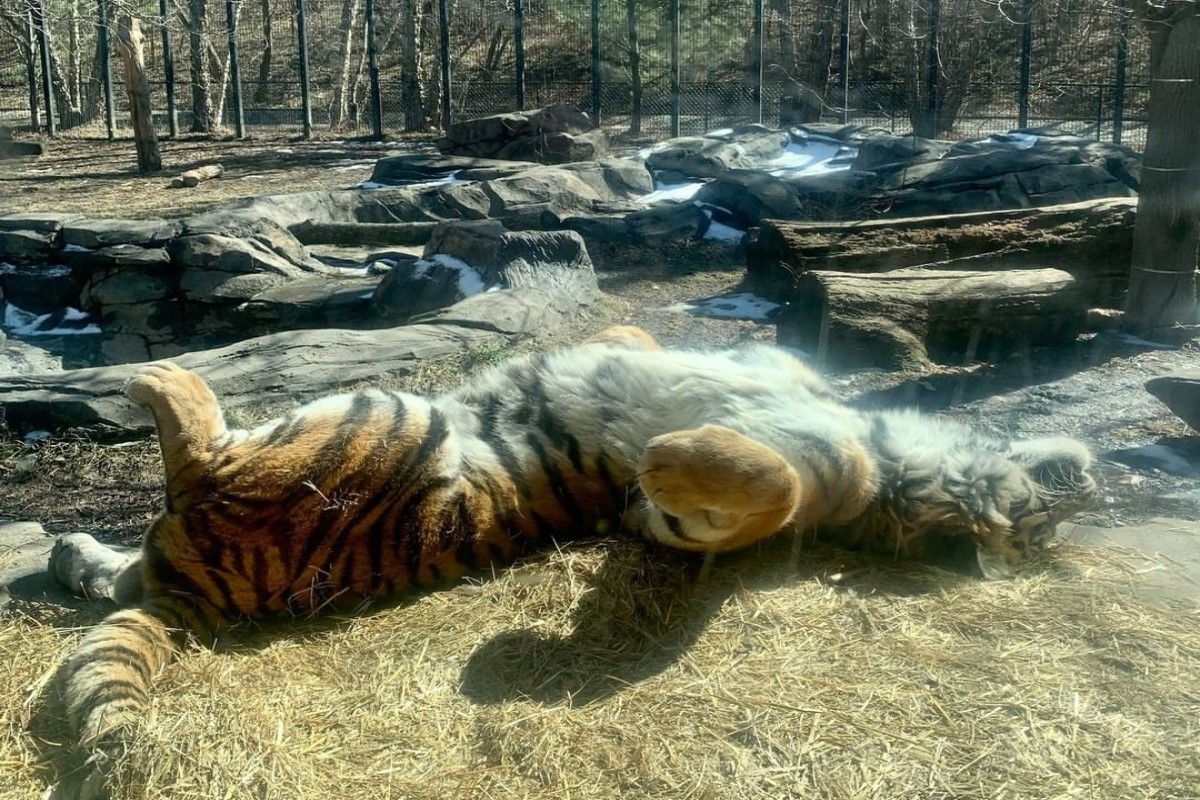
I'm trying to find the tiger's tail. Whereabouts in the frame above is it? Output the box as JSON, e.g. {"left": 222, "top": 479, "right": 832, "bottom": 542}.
{"left": 61, "top": 593, "right": 222, "bottom": 772}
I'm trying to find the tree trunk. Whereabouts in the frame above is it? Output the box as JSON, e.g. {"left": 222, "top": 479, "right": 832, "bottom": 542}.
{"left": 747, "top": 198, "right": 1138, "bottom": 303}
{"left": 400, "top": 0, "right": 425, "bottom": 131}
{"left": 776, "top": 267, "right": 1089, "bottom": 370}
{"left": 253, "top": 0, "right": 273, "bottom": 104}
{"left": 116, "top": 15, "right": 162, "bottom": 173}
{"left": 189, "top": 0, "right": 215, "bottom": 131}
{"left": 1123, "top": 4, "right": 1200, "bottom": 332}
{"left": 626, "top": 0, "right": 641, "bottom": 135}
{"left": 330, "top": 0, "right": 361, "bottom": 128}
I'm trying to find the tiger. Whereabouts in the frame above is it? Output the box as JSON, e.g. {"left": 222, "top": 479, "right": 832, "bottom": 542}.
{"left": 47, "top": 325, "right": 1096, "bottom": 796}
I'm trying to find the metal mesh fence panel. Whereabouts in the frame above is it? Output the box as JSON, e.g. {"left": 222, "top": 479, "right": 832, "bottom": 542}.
{"left": 0, "top": 0, "right": 1160, "bottom": 147}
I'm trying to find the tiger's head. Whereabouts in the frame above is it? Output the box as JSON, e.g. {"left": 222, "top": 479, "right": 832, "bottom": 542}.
{"left": 869, "top": 414, "right": 1097, "bottom": 579}
{"left": 966, "top": 436, "right": 1097, "bottom": 579}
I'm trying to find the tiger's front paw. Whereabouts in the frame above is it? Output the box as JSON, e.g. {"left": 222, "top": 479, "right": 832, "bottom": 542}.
{"left": 50, "top": 533, "right": 138, "bottom": 603}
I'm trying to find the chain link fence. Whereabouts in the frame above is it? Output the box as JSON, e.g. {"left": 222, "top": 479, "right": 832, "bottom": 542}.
{"left": 0, "top": 0, "right": 1151, "bottom": 148}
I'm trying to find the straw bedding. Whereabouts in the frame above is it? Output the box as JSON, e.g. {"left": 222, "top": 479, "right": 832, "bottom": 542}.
{"left": 3, "top": 534, "right": 1198, "bottom": 799}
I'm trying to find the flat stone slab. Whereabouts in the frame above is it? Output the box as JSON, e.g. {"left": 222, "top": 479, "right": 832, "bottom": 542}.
{"left": 1061, "top": 518, "right": 1200, "bottom": 608}
{"left": 0, "top": 521, "right": 77, "bottom": 609}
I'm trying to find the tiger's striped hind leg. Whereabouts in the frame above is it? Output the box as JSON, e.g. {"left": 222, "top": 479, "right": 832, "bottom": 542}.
{"left": 636, "top": 424, "right": 803, "bottom": 553}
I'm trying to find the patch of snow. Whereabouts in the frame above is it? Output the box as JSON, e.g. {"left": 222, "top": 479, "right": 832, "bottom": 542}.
{"left": 359, "top": 291, "right": 376, "bottom": 300}
{"left": 331, "top": 162, "right": 376, "bottom": 173}
{"left": 354, "top": 181, "right": 388, "bottom": 190}
{"left": 413, "top": 253, "right": 497, "bottom": 296}
{"left": 665, "top": 292, "right": 779, "bottom": 321}
{"left": 242, "top": 173, "right": 267, "bottom": 180}
{"left": 274, "top": 148, "right": 295, "bottom": 154}
{"left": 62, "top": 244, "right": 93, "bottom": 253}
{"left": 3, "top": 303, "right": 101, "bottom": 336}
{"left": 706, "top": 127, "right": 734, "bottom": 138}
{"left": 766, "top": 139, "right": 854, "bottom": 177}
{"left": 408, "top": 170, "right": 466, "bottom": 189}
{"left": 23, "top": 430, "right": 52, "bottom": 445}
{"left": 328, "top": 265, "right": 373, "bottom": 276}
{"left": 1105, "top": 331, "right": 1177, "bottom": 350}
{"left": 985, "top": 132, "right": 1040, "bottom": 149}
{"left": 640, "top": 180, "right": 705, "bottom": 205}
{"left": 703, "top": 220, "right": 745, "bottom": 244}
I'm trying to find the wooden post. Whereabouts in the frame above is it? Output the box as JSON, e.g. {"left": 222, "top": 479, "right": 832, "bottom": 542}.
{"left": 116, "top": 15, "right": 163, "bottom": 173}
{"left": 98, "top": 0, "right": 116, "bottom": 139}
{"left": 295, "top": 0, "right": 312, "bottom": 137}
{"left": 366, "top": 0, "right": 383, "bottom": 138}
{"left": 514, "top": 0, "right": 525, "bottom": 110}
{"left": 32, "top": 1, "right": 55, "bottom": 136}
{"left": 590, "top": 0, "right": 601, "bottom": 125}
{"left": 669, "top": 0, "right": 680, "bottom": 136}
{"left": 438, "top": 0, "right": 451, "bottom": 129}
{"left": 24, "top": 10, "right": 39, "bottom": 133}
{"left": 225, "top": 0, "right": 245, "bottom": 137}
{"left": 159, "top": 0, "right": 178, "bottom": 137}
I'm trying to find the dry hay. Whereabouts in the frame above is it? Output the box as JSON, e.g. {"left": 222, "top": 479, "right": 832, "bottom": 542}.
{"left": 2, "top": 536, "right": 1198, "bottom": 800}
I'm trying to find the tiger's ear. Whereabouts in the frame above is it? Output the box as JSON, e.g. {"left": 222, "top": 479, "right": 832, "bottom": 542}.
{"left": 1008, "top": 437, "right": 1096, "bottom": 513}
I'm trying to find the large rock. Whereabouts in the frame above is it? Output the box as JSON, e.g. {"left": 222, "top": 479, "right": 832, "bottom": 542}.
{"left": 1146, "top": 370, "right": 1200, "bottom": 432}
{"left": 644, "top": 127, "right": 789, "bottom": 179}
{"left": 0, "top": 333, "right": 63, "bottom": 376}
{"left": 694, "top": 170, "right": 807, "bottom": 227}
{"left": 0, "top": 262, "right": 88, "bottom": 313}
{"left": 437, "top": 105, "right": 608, "bottom": 165}
{"left": 61, "top": 218, "right": 179, "bottom": 249}
{"left": 368, "top": 153, "right": 541, "bottom": 185}
{"left": 0, "top": 228, "right": 599, "bottom": 436}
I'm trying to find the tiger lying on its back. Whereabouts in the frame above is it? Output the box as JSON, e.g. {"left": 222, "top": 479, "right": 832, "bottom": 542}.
{"left": 50, "top": 325, "right": 1095, "bottom": 794}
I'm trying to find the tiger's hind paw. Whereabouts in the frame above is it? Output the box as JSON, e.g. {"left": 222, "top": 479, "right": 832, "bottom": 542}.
{"left": 637, "top": 425, "right": 802, "bottom": 553}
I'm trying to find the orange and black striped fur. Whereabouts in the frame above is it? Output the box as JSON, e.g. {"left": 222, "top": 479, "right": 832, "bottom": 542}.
{"left": 50, "top": 325, "right": 1095, "bottom": 789}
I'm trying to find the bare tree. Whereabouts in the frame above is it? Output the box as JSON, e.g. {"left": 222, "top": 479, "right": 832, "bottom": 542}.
{"left": 116, "top": 13, "right": 161, "bottom": 172}
{"left": 188, "top": 0, "right": 216, "bottom": 131}
{"left": 330, "top": 0, "right": 360, "bottom": 128}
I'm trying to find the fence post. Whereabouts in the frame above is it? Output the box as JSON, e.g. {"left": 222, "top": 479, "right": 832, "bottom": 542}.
{"left": 159, "top": 0, "right": 178, "bottom": 136}
{"left": 294, "top": 0, "right": 312, "bottom": 137}
{"left": 1017, "top": 0, "right": 1032, "bottom": 129}
{"left": 98, "top": 0, "right": 116, "bottom": 138}
{"left": 839, "top": 0, "right": 851, "bottom": 123}
{"left": 225, "top": 0, "right": 245, "bottom": 137}
{"left": 366, "top": 0, "right": 383, "bottom": 137}
{"left": 669, "top": 0, "right": 680, "bottom": 136}
{"left": 1113, "top": 9, "right": 1128, "bottom": 144}
{"left": 24, "top": 10, "right": 39, "bottom": 133}
{"left": 514, "top": 0, "right": 525, "bottom": 110}
{"left": 590, "top": 0, "right": 600, "bottom": 124}
{"left": 752, "top": 0, "right": 763, "bottom": 124}
{"left": 438, "top": 0, "right": 451, "bottom": 128}
{"left": 923, "top": 0, "right": 940, "bottom": 138}
{"left": 32, "top": 0, "right": 55, "bottom": 136}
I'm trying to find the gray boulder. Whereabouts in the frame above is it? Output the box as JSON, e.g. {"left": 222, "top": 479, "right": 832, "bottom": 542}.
{"left": 694, "top": 170, "right": 806, "bottom": 227}
{"left": 437, "top": 105, "right": 608, "bottom": 165}
{"left": 1146, "top": 370, "right": 1200, "bottom": 432}
{"left": 644, "top": 129, "right": 789, "bottom": 179}
{"left": 61, "top": 218, "right": 178, "bottom": 249}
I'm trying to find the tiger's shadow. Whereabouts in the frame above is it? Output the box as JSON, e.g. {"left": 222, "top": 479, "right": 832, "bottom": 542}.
{"left": 458, "top": 534, "right": 976, "bottom": 707}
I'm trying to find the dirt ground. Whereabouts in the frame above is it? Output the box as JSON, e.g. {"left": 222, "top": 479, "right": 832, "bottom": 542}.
{"left": 2, "top": 135, "right": 1200, "bottom": 800}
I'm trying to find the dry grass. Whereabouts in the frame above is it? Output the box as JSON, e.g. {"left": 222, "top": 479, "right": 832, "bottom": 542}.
{"left": 3, "top": 540, "right": 1198, "bottom": 800}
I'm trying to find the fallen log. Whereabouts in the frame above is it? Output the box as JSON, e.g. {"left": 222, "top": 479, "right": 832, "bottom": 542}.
{"left": 289, "top": 220, "right": 438, "bottom": 247}
{"left": 776, "top": 267, "right": 1089, "bottom": 370}
{"left": 171, "top": 164, "right": 224, "bottom": 189}
{"left": 747, "top": 197, "right": 1136, "bottom": 305}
